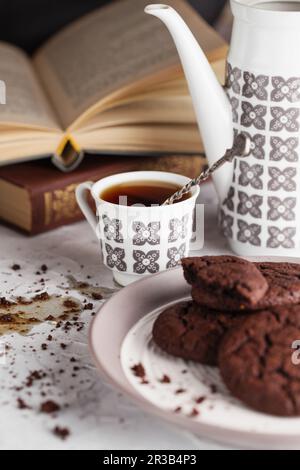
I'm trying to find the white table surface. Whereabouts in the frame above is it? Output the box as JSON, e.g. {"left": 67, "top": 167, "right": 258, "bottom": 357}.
{"left": 0, "top": 182, "right": 235, "bottom": 450}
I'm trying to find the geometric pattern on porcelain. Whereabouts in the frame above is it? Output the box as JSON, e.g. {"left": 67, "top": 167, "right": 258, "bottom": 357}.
{"left": 220, "top": 62, "right": 300, "bottom": 251}
{"left": 101, "top": 213, "right": 191, "bottom": 275}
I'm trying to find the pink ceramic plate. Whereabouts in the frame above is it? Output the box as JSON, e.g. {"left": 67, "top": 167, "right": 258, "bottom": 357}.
{"left": 89, "top": 267, "right": 300, "bottom": 449}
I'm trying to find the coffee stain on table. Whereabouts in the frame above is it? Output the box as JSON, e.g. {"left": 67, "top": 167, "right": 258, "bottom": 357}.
{"left": 0, "top": 293, "right": 82, "bottom": 336}
{"left": 66, "top": 275, "right": 117, "bottom": 300}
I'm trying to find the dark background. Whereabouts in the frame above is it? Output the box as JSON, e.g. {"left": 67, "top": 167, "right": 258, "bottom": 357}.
{"left": 0, "top": 0, "right": 227, "bottom": 54}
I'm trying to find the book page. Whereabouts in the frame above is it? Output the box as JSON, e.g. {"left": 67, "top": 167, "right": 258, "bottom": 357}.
{"left": 0, "top": 42, "right": 60, "bottom": 130}
{"left": 34, "top": 0, "right": 226, "bottom": 129}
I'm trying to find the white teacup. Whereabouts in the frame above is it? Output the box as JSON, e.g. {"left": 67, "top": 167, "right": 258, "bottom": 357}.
{"left": 76, "top": 171, "right": 201, "bottom": 286}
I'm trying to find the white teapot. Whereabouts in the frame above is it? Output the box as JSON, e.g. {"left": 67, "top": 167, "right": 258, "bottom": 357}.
{"left": 146, "top": 1, "right": 300, "bottom": 257}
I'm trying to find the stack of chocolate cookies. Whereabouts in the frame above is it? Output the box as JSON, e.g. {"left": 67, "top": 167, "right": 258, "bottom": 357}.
{"left": 152, "top": 255, "right": 300, "bottom": 416}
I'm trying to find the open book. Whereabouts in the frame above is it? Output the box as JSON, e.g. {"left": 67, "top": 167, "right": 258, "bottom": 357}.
{"left": 0, "top": 0, "right": 227, "bottom": 170}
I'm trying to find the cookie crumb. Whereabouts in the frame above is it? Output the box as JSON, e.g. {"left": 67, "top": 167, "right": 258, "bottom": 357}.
{"left": 40, "top": 400, "right": 60, "bottom": 414}
{"left": 17, "top": 398, "right": 30, "bottom": 409}
{"left": 131, "top": 363, "right": 146, "bottom": 380}
{"left": 33, "top": 292, "right": 50, "bottom": 302}
{"left": 195, "top": 396, "right": 206, "bottom": 404}
{"left": 159, "top": 374, "right": 171, "bottom": 384}
{"left": 189, "top": 408, "right": 199, "bottom": 418}
{"left": 91, "top": 293, "right": 103, "bottom": 300}
{"left": 84, "top": 303, "right": 94, "bottom": 311}
{"left": 52, "top": 426, "right": 70, "bottom": 440}
{"left": 25, "top": 370, "right": 46, "bottom": 387}
{"left": 11, "top": 264, "right": 21, "bottom": 271}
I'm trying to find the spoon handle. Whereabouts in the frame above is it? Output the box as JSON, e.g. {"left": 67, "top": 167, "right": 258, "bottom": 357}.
{"left": 162, "top": 133, "right": 251, "bottom": 206}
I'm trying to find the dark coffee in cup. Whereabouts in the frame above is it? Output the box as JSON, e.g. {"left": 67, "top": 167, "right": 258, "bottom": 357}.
{"left": 100, "top": 180, "right": 190, "bottom": 206}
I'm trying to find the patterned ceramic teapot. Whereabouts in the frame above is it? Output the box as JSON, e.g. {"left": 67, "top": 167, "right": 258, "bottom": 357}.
{"left": 146, "top": 1, "right": 300, "bottom": 257}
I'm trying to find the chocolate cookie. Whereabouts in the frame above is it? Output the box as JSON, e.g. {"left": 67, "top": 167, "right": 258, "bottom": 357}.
{"left": 253, "top": 262, "right": 300, "bottom": 309}
{"left": 219, "top": 305, "right": 300, "bottom": 416}
{"left": 152, "top": 301, "right": 245, "bottom": 366}
{"left": 182, "top": 256, "right": 268, "bottom": 311}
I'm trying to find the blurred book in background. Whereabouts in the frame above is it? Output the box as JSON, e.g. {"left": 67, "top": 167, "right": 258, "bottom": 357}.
{"left": 214, "top": 2, "right": 233, "bottom": 42}
{"left": 0, "top": 153, "right": 206, "bottom": 235}
{"left": 0, "top": 0, "right": 227, "bottom": 171}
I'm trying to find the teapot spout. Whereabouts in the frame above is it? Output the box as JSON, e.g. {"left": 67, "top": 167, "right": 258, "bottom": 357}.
{"left": 145, "top": 4, "right": 233, "bottom": 201}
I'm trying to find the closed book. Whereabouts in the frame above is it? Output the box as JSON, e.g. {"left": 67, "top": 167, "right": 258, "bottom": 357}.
{"left": 0, "top": 154, "right": 206, "bottom": 234}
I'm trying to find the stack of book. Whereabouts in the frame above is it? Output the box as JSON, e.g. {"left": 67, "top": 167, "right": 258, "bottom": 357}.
{"left": 0, "top": 0, "right": 227, "bottom": 234}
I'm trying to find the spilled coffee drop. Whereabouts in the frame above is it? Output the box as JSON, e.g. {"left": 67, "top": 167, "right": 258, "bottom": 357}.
{"left": 66, "top": 275, "right": 117, "bottom": 299}
{"left": 0, "top": 293, "right": 82, "bottom": 336}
